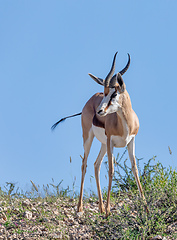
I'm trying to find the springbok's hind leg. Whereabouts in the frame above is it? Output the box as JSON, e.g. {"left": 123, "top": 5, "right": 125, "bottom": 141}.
{"left": 94, "top": 143, "right": 107, "bottom": 213}
{"left": 77, "top": 129, "right": 94, "bottom": 212}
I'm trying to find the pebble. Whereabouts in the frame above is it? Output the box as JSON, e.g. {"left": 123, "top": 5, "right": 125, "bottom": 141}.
{"left": 151, "top": 236, "right": 167, "bottom": 240}
{"left": 0, "top": 196, "right": 175, "bottom": 239}
{"left": 24, "top": 211, "right": 33, "bottom": 220}
{"left": 76, "top": 212, "right": 83, "bottom": 218}
{"left": 22, "top": 199, "right": 33, "bottom": 208}
{"left": 0, "top": 212, "right": 7, "bottom": 221}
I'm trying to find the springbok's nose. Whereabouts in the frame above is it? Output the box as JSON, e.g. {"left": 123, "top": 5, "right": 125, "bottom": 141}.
{"left": 97, "top": 109, "right": 104, "bottom": 115}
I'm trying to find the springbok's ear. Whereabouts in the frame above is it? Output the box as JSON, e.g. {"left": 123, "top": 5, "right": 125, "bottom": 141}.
{"left": 117, "top": 73, "right": 125, "bottom": 92}
{"left": 88, "top": 73, "right": 104, "bottom": 86}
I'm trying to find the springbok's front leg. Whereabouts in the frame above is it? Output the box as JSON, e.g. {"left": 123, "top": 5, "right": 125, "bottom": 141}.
{"left": 127, "top": 137, "right": 149, "bottom": 213}
{"left": 105, "top": 137, "right": 114, "bottom": 217}
{"left": 94, "top": 143, "right": 107, "bottom": 213}
{"left": 77, "top": 130, "right": 94, "bottom": 212}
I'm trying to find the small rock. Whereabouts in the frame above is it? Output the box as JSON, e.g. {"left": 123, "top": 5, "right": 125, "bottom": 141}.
{"left": 49, "top": 232, "right": 62, "bottom": 239}
{"left": 0, "top": 224, "right": 6, "bottom": 234}
{"left": 42, "top": 202, "right": 48, "bottom": 206}
{"left": 63, "top": 217, "right": 68, "bottom": 222}
{"left": 76, "top": 212, "right": 83, "bottom": 218}
{"left": 0, "top": 212, "right": 7, "bottom": 221}
{"left": 53, "top": 209, "right": 59, "bottom": 215}
{"left": 22, "top": 199, "right": 33, "bottom": 208}
{"left": 12, "top": 207, "right": 20, "bottom": 214}
{"left": 89, "top": 208, "right": 97, "bottom": 212}
{"left": 24, "top": 211, "right": 32, "bottom": 220}
{"left": 64, "top": 210, "right": 69, "bottom": 216}
{"left": 3, "top": 207, "right": 7, "bottom": 212}
{"left": 51, "top": 218, "right": 60, "bottom": 225}
{"left": 117, "top": 201, "right": 124, "bottom": 207}
{"left": 31, "top": 207, "right": 37, "bottom": 211}
{"left": 39, "top": 217, "right": 48, "bottom": 222}
{"left": 151, "top": 236, "right": 163, "bottom": 240}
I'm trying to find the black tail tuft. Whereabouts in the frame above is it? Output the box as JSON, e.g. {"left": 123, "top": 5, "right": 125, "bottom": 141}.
{"left": 51, "top": 112, "right": 82, "bottom": 131}
{"left": 51, "top": 117, "right": 67, "bottom": 131}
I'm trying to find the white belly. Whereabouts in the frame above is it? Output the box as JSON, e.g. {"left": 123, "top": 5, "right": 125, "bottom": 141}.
{"left": 92, "top": 125, "right": 107, "bottom": 144}
{"left": 92, "top": 125, "right": 134, "bottom": 148}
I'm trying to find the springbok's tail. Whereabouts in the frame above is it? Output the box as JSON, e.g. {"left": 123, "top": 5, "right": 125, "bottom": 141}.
{"left": 51, "top": 112, "right": 82, "bottom": 131}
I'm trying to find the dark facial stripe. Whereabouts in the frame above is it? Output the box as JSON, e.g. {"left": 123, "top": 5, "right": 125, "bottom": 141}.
{"left": 110, "top": 90, "right": 117, "bottom": 100}
{"left": 105, "top": 90, "right": 117, "bottom": 111}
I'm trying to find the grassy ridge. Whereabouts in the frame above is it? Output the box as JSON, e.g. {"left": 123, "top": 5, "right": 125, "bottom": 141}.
{"left": 0, "top": 154, "right": 177, "bottom": 239}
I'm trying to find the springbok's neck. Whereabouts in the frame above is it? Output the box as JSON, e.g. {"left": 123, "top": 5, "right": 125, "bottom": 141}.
{"left": 117, "top": 90, "right": 133, "bottom": 132}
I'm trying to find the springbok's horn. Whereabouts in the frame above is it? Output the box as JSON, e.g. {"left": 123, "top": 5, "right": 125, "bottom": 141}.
{"left": 104, "top": 52, "right": 118, "bottom": 87}
{"left": 119, "top": 53, "right": 130, "bottom": 76}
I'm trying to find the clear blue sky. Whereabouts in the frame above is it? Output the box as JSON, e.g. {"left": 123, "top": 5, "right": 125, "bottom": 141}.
{"left": 0, "top": 1, "right": 176, "bottom": 194}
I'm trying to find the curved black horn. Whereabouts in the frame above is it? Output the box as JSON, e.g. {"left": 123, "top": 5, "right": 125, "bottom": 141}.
{"left": 104, "top": 52, "right": 118, "bottom": 87}
{"left": 119, "top": 53, "right": 130, "bottom": 75}
{"left": 109, "top": 74, "right": 117, "bottom": 88}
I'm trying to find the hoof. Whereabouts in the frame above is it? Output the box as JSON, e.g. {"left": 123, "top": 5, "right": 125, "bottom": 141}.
{"left": 77, "top": 205, "right": 83, "bottom": 213}
{"left": 105, "top": 210, "right": 110, "bottom": 218}
{"left": 99, "top": 205, "right": 105, "bottom": 214}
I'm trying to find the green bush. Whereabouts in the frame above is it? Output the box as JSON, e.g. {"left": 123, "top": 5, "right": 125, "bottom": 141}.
{"left": 90, "top": 152, "right": 177, "bottom": 239}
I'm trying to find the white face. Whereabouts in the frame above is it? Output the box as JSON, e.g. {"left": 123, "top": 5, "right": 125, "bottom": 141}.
{"left": 97, "top": 88, "right": 120, "bottom": 117}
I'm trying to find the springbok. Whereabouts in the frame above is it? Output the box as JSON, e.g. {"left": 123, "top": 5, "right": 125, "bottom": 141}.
{"left": 52, "top": 52, "right": 147, "bottom": 217}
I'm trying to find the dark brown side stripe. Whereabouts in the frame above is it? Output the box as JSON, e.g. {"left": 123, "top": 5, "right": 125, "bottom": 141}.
{"left": 93, "top": 114, "right": 105, "bottom": 128}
